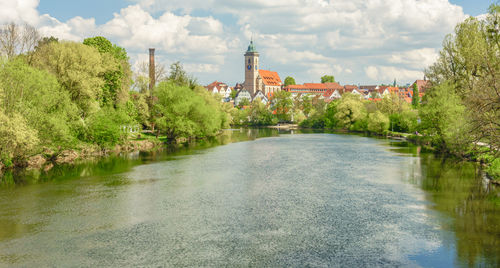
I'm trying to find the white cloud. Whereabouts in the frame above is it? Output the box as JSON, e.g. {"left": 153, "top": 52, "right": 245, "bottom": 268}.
{"left": 365, "top": 66, "right": 379, "bottom": 80}
{"left": 0, "top": 0, "right": 40, "bottom": 25}
{"left": 0, "top": 0, "right": 470, "bottom": 85}
{"left": 365, "top": 65, "right": 423, "bottom": 82}
{"left": 388, "top": 48, "right": 439, "bottom": 69}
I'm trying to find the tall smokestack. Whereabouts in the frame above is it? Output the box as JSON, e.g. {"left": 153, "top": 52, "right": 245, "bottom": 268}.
{"left": 149, "top": 48, "right": 155, "bottom": 94}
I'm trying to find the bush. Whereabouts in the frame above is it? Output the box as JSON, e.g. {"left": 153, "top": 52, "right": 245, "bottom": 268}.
{"left": 154, "top": 81, "right": 223, "bottom": 138}
{"left": 488, "top": 158, "right": 500, "bottom": 180}
{"left": 367, "top": 111, "right": 390, "bottom": 133}
{"left": 0, "top": 110, "right": 39, "bottom": 163}
{"left": 0, "top": 59, "right": 79, "bottom": 150}
{"left": 85, "top": 107, "right": 131, "bottom": 147}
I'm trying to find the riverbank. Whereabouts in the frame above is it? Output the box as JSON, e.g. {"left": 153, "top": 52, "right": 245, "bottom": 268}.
{"left": 0, "top": 137, "right": 163, "bottom": 179}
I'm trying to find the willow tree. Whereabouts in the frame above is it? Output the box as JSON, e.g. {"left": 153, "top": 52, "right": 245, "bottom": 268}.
{"left": 31, "top": 41, "right": 107, "bottom": 118}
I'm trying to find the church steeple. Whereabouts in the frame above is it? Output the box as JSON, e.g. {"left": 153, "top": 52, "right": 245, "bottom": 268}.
{"left": 246, "top": 40, "right": 257, "bottom": 53}
{"left": 244, "top": 40, "right": 260, "bottom": 96}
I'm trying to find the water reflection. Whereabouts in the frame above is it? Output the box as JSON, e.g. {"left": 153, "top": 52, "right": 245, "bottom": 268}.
{"left": 0, "top": 130, "right": 498, "bottom": 267}
{"left": 389, "top": 141, "right": 500, "bottom": 267}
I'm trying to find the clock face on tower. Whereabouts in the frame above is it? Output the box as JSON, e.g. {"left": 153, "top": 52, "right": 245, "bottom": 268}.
{"left": 247, "top": 65, "right": 251, "bottom": 70}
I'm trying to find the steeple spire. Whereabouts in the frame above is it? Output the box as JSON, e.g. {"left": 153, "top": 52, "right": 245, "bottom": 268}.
{"left": 246, "top": 39, "right": 257, "bottom": 53}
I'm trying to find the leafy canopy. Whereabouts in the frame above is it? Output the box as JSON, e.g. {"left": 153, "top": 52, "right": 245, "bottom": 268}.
{"left": 321, "top": 75, "right": 335, "bottom": 83}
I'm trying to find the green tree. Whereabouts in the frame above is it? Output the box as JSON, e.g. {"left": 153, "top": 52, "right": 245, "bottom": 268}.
{"left": 299, "top": 94, "right": 313, "bottom": 117}
{"left": 321, "top": 75, "right": 335, "bottom": 83}
{"left": 128, "top": 92, "right": 150, "bottom": 127}
{"left": 83, "top": 36, "right": 132, "bottom": 106}
{"left": 377, "top": 93, "right": 408, "bottom": 115}
{"left": 35, "top": 36, "right": 58, "bottom": 50}
{"left": 168, "top": 61, "right": 197, "bottom": 89}
{"left": 230, "top": 107, "right": 249, "bottom": 126}
{"left": 425, "top": 6, "right": 500, "bottom": 154}
{"left": 249, "top": 98, "right": 275, "bottom": 125}
{"left": 31, "top": 41, "right": 107, "bottom": 118}
{"left": 154, "top": 81, "right": 222, "bottom": 139}
{"left": 84, "top": 107, "right": 131, "bottom": 147}
{"left": 367, "top": 110, "right": 390, "bottom": 133}
{"left": 334, "top": 93, "right": 366, "bottom": 129}
{"left": 237, "top": 97, "right": 250, "bottom": 108}
{"left": 411, "top": 83, "right": 419, "bottom": 107}
{"left": 0, "top": 59, "right": 79, "bottom": 148}
{"left": 419, "top": 81, "right": 471, "bottom": 153}
{"left": 0, "top": 110, "right": 39, "bottom": 165}
{"left": 284, "top": 76, "right": 296, "bottom": 87}
{"left": 324, "top": 100, "right": 339, "bottom": 129}
{"left": 272, "top": 90, "right": 293, "bottom": 122}
{"left": 389, "top": 110, "right": 418, "bottom": 133}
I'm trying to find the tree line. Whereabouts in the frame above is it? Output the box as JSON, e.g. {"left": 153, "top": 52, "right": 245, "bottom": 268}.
{"left": 0, "top": 24, "right": 229, "bottom": 170}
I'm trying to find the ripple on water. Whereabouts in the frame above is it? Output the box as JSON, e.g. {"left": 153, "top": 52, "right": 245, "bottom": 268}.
{"left": 0, "top": 133, "right": 494, "bottom": 267}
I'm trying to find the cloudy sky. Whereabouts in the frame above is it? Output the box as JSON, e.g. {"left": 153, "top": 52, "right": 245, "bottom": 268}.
{"left": 0, "top": 0, "right": 494, "bottom": 86}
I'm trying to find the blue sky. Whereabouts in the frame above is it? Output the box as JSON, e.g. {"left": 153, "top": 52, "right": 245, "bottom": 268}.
{"left": 3, "top": 0, "right": 497, "bottom": 86}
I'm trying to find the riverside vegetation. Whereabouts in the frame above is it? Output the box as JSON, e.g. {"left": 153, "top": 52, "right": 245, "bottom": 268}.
{"left": 0, "top": 5, "right": 499, "bottom": 180}
{"left": 0, "top": 33, "right": 231, "bottom": 173}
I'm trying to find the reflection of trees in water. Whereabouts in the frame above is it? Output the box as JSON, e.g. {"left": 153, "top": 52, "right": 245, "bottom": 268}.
{"left": 411, "top": 153, "right": 500, "bottom": 267}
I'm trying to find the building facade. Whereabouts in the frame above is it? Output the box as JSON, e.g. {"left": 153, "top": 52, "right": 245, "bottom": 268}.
{"left": 244, "top": 41, "right": 259, "bottom": 96}
{"left": 243, "top": 41, "right": 282, "bottom": 97}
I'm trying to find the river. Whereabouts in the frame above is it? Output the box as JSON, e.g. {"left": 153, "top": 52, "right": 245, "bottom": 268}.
{"left": 0, "top": 129, "right": 499, "bottom": 267}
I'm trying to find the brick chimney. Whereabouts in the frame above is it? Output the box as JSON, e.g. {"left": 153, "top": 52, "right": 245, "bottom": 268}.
{"left": 149, "top": 48, "right": 155, "bottom": 93}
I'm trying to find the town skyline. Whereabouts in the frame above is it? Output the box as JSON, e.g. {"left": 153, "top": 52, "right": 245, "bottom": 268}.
{"left": 1, "top": 0, "right": 495, "bottom": 85}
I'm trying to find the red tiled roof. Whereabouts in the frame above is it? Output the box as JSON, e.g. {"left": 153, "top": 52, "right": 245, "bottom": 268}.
{"left": 303, "top": 83, "right": 328, "bottom": 90}
{"left": 412, "top": 80, "right": 431, "bottom": 92}
{"left": 343, "top": 85, "right": 359, "bottom": 93}
{"left": 258, "top": 70, "right": 282, "bottom": 86}
{"left": 205, "top": 81, "right": 228, "bottom": 92}
{"left": 324, "top": 82, "right": 343, "bottom": 90}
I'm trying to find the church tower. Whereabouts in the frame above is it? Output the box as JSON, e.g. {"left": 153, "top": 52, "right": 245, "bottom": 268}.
{"left": 244, "top": 40, "right": 259, "bottom": 96}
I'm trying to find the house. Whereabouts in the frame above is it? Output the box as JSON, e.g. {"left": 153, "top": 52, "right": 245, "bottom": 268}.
{"left": 359, "top": 85, "right": 379, "bottom": 92}
{"left": 234, "top": 89, "right": 252, "bottom": 106}
{"left": 205, "top": 81, "right": 231, "bottom": 99}
{"left": 284, "top": 83, "right": 329, "bottom": 97}
{"left": 253, "top": 90, "right": 269, "bottom": 104}
{"left": 410, "top": 79, "right": 431, "bottom": 93}
{"left": 324, "top": 88, "right": 342, "bottom": 100}
{"left": 379, "top": 86, "right": 399, "bottom": 97}
{"left": 343, "top": 85, "right": 362, "bottom": 96}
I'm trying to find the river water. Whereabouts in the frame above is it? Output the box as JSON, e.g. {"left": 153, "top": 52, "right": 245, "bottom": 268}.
{"left": 0, "top": 129, "right": 499, "bottom": 267}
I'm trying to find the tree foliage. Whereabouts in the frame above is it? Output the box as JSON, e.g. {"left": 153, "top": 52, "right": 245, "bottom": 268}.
{"left": 367, "top": 111, "right": 389, "bottom": 133}
{"left": 334, "top": 93, "right": 366, "bottom": 129}
{"left": 31, "top": 41, "right": 107, "bottom": 118}
{"left": 321, "top": 75, "right": 335, "bottom": 83}
{"left": 0, "top": 110, "right": 39, "bottom": 165}
{"left": 0, "top": 59, "right": 79, "bottom": 148}
{"left": 284, "top": 76, "right": 296, "bottom": 87}
{"left": 419, "top": 82, "right": 471, "bottom": 153}
{"left": 425, "top": 6, "right": 500, "bottom": 153}
{"left": 411, "top": 83, "right": 419, "bottom": 107}
{"left": 154, "top": 81, "right": 223, "bottom": 139}
{"left": 83, "top": 36, "right": 131, "bottom": 106}
{"left": 272, "top": 90, "right": 293, "bottom": 122}
{"left": 249, "top": 99, "right": 275, "bottom": 125}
